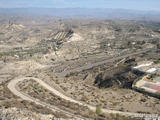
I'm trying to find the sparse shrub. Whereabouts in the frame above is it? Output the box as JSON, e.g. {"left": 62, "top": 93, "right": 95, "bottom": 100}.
{"left": 154, "top": 60, "right": 160, "bottom": 64}
{"left": 154, "top": 99, "right": 160, "bottom": 104}
{"left": 132, "top": 76, "right": 143, "bottom": 86}
{"left": 65, "top": 74, "right": 70, "bottom": 77}
{"left": 88, "top": 110, "right": 94, "bottom": 116}
{"left": 113, "top": 87, "right": 119, "bottom": 91}
{"left": 0, "top": 53, "right": 2, "bottom": 59}
{"left": 81, "top": 95, "right": 88, "bottom": 101}
{"left": 33, "top": 84, "right": 40, "bottom": 90}
{"left": 157, "top": 43, "right": 160, "bottom": 49}
{"left": 65, "top": 72, "right": 76, "bottom": 77}
{"left": 96, "top": 105, "right": 102, "bottom": 115}
{"left": 139, "top": 88, "right": 145, "bottom": 91}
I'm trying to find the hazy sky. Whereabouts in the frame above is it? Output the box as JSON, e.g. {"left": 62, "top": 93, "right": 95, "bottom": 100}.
{"left": 0, "top": 0, "right": 159, "bottom": 11}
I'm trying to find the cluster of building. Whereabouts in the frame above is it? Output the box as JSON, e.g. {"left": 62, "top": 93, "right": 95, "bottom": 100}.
{"left": 132, "top": 61, "right": 160, "bottom": 98}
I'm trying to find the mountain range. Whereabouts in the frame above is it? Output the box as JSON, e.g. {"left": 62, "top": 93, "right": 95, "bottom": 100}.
{"left": 0, "top": 8, "right": 160, "bottom": 21}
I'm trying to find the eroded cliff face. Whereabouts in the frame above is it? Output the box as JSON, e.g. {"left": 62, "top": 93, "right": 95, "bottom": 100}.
{"left": 94, "top": 60, "right": 144, "bottom": 88}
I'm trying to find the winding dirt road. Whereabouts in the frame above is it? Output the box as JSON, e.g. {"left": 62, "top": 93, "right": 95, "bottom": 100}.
{"left": 8, "top": 77, "right": 87, "bottom": 119}
{"left": 7, "top": 48, "right": 156, "bottom": 119}
{"left": 8, "top": 77, "right": 155, "bottom": 119}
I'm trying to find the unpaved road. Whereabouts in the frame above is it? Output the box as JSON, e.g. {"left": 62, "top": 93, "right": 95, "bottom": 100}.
{"left": 7, "top": 48, "right": 157, "bottom": 119}
{"left": 8, "top": 77, "right": 155, "bottom": 118}
{"left": 8, "top": 77, "right": 87, "bottom": 119}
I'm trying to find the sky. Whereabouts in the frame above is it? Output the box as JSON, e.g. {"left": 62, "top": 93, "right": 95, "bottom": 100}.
{"left": 0, "top": 0, "right": 160, "bottom": 11}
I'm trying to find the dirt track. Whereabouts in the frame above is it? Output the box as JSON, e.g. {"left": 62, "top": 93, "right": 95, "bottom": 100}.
{"left": 8, "top": 77, "right": 86, "bottom": 119}
{"left": 8, "top": 77, "right": 157, "bottom": 118}
{"left": 7, "top": 48, "right": 157, "bottom": 119}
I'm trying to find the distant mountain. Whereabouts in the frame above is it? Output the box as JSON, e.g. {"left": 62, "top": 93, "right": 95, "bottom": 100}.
{"left": 0, "top": 8, "right": 160, "bottom": 21}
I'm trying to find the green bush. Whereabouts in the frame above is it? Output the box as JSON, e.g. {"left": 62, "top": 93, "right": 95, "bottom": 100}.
{"left": 133, "top": 77, "right": 142, "bottom": 86}
{"left": 96, "top": 105, "right": 102, "bottom": 115}
{"left": 154, "top": 60, "right": 160, "bottom": 64}
{"left": 65, "top": 72, "right": 76, "bottom": 77}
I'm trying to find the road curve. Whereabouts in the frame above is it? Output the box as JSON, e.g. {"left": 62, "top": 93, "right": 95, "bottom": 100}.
{"left": 8, "top": 77, "right": 154, "bottom": 118}
{"left": 7, "top": 77, "right": 86, "bottom": 119}
{"left": 7, "top": 48, "right": 156, "bottom": 119}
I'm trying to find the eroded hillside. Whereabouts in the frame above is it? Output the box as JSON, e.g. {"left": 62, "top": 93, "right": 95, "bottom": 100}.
{"left": 0, "top": 17, "right": 160, "bottom": 119}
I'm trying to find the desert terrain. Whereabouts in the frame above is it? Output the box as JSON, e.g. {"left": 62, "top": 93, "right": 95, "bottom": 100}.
{"left": 0, "top": 15, "right": 160, "bottom": 119}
